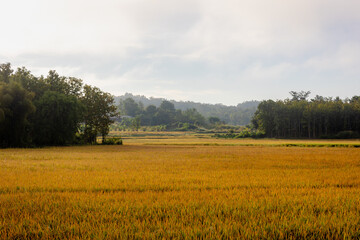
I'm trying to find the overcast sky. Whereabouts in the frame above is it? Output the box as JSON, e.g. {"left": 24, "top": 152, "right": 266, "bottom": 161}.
{"left": 1, "top": 0, "right": 359, "bottom": 105}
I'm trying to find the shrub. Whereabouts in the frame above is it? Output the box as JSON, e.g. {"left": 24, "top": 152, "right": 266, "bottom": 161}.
{"left": 102, "top": 137, "right": 123, "bottom": 145}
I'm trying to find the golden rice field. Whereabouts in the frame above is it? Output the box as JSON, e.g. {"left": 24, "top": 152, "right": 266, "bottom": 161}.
{"left": 1, "top": 133, "right": 360, "bottom": 239}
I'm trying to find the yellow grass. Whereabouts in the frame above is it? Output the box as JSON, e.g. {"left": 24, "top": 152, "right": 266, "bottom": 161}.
{"left": 115, "top": 130, "right": 360, "bottom": 147}
{"left": 1, "top": 136, "right": 360, "bottom": 239}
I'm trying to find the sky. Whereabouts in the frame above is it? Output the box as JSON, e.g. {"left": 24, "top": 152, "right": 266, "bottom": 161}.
{"left": 1, "top": 0, "right": 360, "bottom": 105}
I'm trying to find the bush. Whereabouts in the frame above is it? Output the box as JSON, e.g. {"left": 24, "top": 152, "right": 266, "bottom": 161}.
{"left": 73, "top": 132, "right": 86, "bottom": 145}
{"left": 213, "top": 128, "right": 265, "bottom": 139}
{"left": 102, "top": 137, "right": 123, "bottom": 145}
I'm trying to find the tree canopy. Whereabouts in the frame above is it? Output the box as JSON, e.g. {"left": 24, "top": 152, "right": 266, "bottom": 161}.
{"left": 118, "top": 97, "right": 208, "bottom": 130}
{"left": 252, "top": 91, "right": 360, "bottom": 139}
{"left": 0, "top": 81, "right": 35, "bottom": 147}
{"left": 0, "top": 63, "right": 117, "bottom": 147}
{"left": 82, "top": 85, "right": 117, "bottom": 144}
{"left": 116, "top": 93, "right": 259, "bottom": 126}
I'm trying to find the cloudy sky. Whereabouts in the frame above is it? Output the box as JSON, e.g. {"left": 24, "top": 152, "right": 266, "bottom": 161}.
{"left": 1, "top": 0, "right": 359, "bottom": 105}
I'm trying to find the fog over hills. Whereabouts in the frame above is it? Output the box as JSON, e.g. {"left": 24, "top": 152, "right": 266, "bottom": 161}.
{"left": 115, "top": 93, "right": 259, "bottom": 126}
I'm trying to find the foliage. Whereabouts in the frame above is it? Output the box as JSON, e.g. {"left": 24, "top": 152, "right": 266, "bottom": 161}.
{"left": 32, "top": 91, "right": 81, "bottom": 146}
{"left": 253, "top": 92, "right": 360, "bottom": 138}
{"left": 0, "top": 63, "right": 13, "bottom": 83}
{"left": 213, "top": 127, "right": 265, "bottom": 139}
{"left": 102, "top": 137, "right": 123, "bottom": 145}
{"left": 208, "top": 116, "right": 222, "bottom": 125}
{"left": 117, "top": 98, "right": 208, "bottom": 130}
{"left": 81, "top": 85, "right": 118, "bottom": 144}
{"left": 0, "top": 81, "right": 35, "bottom": 147}
{"left": 289, "top": 90, "right": 311, "bottom": 101}
{"left": 118, "top": 97, "right": 142, "bottom": 116}
{"left": 115, "top": 93, "right": 259, "bottom": 125}
{"left": 0, "top": 62, "right": 117, "bottom": 147}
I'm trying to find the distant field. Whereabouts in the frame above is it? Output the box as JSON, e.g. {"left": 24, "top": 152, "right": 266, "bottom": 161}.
{"left": 115, "top": 130, "right": 360, "bottom": 147}
{"left": 1, "top": 134, "right": 360, "bottom": 239}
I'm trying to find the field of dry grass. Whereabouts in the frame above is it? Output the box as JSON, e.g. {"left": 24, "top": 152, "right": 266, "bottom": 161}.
{"left": 1, "top": 134, "right": 360, "bottom": 239}
{"left": 116, "top": 130, "right": 360, "bottom": 147}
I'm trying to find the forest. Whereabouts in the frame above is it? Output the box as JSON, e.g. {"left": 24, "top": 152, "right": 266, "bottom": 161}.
{"left": 0, "top": 63, "right": 117, "bottom": 147}
{"left": 2, "top": 62, "right": 360, "bottom": 147}
{"left": 117, "top": 97, "right": 208, "bottom": 131}
{"left": 116, "top": 93, "right": 259, "bottom": 126}
{"left": 252, "top": 91, "right": 360, "bottom": 139}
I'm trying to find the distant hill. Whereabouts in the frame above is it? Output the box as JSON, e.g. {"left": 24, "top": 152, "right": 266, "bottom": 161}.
{"left": 115, "top": 93, "right": 259, "bottom": 126}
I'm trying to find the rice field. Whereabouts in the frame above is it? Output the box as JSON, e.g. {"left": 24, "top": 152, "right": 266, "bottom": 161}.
{"left": 117, "top": 131, "right": 360, "bottom": 147}
{"left": 0, "top": 134, "right": 360, "bottom": 239}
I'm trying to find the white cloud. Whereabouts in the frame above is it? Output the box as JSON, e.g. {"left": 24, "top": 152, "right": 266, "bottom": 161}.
{"left": 302, "top": 42, "right": 360, "bottom": 76}
{"left": 1, "top": 0, "right": 360, "bottom": 105}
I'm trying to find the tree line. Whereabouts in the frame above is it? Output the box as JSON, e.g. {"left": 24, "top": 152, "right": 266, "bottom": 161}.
{"left": 0, "top": 63, "right": 117, "bottom": 147}
{"left": 118, "top": 98, "right": 209, "bottom": 130}
{"left": 116, "top": 93, "right": 259, "bottom": 126}
{"left": 252, "top": 91, "right": 360, "bottom": 138}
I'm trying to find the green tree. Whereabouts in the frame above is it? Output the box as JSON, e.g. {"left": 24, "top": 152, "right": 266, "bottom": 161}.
{"left": 252, "top": 100, "right": 277, "bottom": 137}
{"left": 183, "top": 108, "right": 206, "bottom": 126}
{"left": 142, "top": 105, "right": 157, "bottom": 125}
{"left": 32, "top": 91, "right": 81, "bottom": 145}
{"left": 155, "top": 101, "right": 176, "bottom": 125}
{"left": 160, "top": 100, "right": 175, "bottom": 112}
{"left": 0, "top": 82, "right": 35, "bottom": 147}
{"left": 82, "top": 85, "right": 118, "bottom": 144}
{"left": 131, "top": 116, "right": 141, "bottom": 131}
{"left": 209, "top": 116, "right": 221, "bottom": 125}
{"left": 289, "top": 91, "right": 311, "bottom": 101}
{"left": 0, "top": 63, "right": 13, "bottom": 83}
{"left": 119, "top": 98, "right": 142, "bottom": 117}
{"left": 43, "top": 71, "right": 83, "bottom": 97}
{"left": 252, "top": 93, "right": 360, "bottom": 139}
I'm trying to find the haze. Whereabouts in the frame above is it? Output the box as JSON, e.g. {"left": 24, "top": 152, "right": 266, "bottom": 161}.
{"left": 1, "top": 0, "right": 359, "bottom": 105}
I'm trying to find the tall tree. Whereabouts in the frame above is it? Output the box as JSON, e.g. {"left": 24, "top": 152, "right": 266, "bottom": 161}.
{"left": 0, "top": 63, "right": 13, "bottom": 84}
{"left": 289, "top": 91, "right": 311, "bottom": 101}
{"left": 32, "top": 91, "right": 81, "bottom": 145}
{"left": 119, "top": 98, "right": 142, "bottom": 117}
{"left": 0, "top": 82, "right": 35, "bottom": 147}
{"left": 81, "top": 85, "right": 118, "bottom": 143}
{"left": 253, "top": 93, "right": 360, "bottom": 139}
